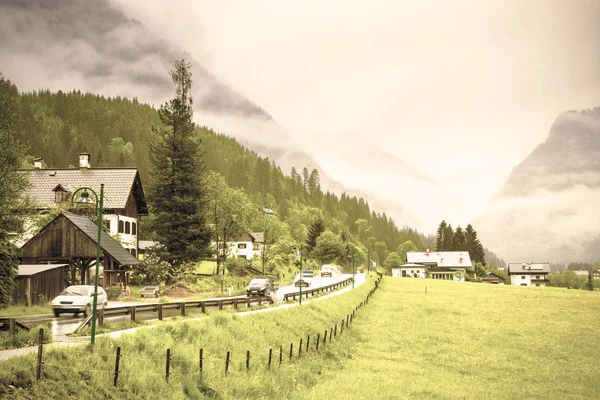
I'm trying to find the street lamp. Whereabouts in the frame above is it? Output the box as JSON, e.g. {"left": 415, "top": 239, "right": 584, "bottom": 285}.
{"left": 262, "top": 208, "right": 274, "bottom": 277}
{"left": 348, "top": 251, "right": 355, "bottom": 288}
{"left": 71, "top": 184, "right": 104, "bottom": 347}
{"left": 291, "top": 244, "right": 303, "bottom": 306}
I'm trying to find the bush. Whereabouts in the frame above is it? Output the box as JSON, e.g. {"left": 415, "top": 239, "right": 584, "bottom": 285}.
{"left": 0, "top": 325, "right": 51, "bottom": 350}
{"left": 104, "top": 287, "right": 120, "bottom": 299}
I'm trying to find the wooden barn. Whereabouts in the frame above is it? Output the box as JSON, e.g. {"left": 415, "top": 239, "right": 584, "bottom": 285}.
{"left": 13, "top": 264, "right": 67, "bottom": 306}
{"left": 20, "top": 212, "right": 141, "bottom": 289}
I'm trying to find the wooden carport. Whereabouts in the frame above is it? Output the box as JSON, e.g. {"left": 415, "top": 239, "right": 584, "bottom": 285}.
{"left": 13, "top": 264, "right": 67, "bottom": 306}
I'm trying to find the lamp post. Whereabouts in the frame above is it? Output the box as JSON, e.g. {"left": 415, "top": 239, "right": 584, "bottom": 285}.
{"left": 71, "top": 184, "right": 104, "bottom": 347}
{"left": 262, "top": 208, "right": 274, "bottom": 277}
{"left": 348, "top": 251, "right": 355, "bottom": 289}
{"left": 292, "top": 244, "right": 303, "bottom": 306}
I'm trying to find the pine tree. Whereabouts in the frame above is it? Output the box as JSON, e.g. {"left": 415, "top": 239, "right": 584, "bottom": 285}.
{"left": 305, "top": 218, "right": 325, "bottom": 254}
{"left": 442, "top": 223, "right": 454, "bottom": 251}
{"left": 465, "top": 224, "right": 486, "bottom": 266}
{"left": 435, "top": 220, "right": 447, "bottom": 250}
{"left": 452, "top": 226, "right": 466, "bottom": 251}
{"left": 0, "top": 74, "right": 29, "bottom": 307}
{"left": 146, "top": 59, "right": 211, "bottom": 281}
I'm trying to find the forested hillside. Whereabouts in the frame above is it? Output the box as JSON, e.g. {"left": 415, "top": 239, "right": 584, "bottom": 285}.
{"left": 11, "top": 89, "right": 428, "bottom": 271}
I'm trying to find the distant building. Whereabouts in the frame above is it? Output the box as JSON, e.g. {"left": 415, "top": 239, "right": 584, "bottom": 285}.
{"left": 508, "top": 262, "right": 550, "bottom": 287}
{"left": 482, "top": 272, "right": 506, "bottom": 285}
{"left": 594, "top": 269, "right": 600, "bottom": 280}
{"left": 573, "top": 270, "right": 589, "bottom": 278}
{"left": 390, "top": 250, "right": 473, "bottom": 280}
{"left": 230, "top": 232, "right": 264, "bottom": 259}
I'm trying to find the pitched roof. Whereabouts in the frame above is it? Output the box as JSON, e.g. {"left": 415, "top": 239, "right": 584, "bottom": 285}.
{"left": 18, "top": 264, "right": 68, "bottom": 276}
{"left": 573, "top": 270, "right": 589, "bottom": 277}
{"left": 482, "top": 272, "right": 506, "bottom": 281}
{"left": 61, "top": 212, "right": 140, "bottom": 266}
{"left": 507, "top": 263, "right": 551, "bottom": 274}
{"left": 406, "top": 251, "right": 473, "bottom": 268}
{"left": 248, "top": 232, "right": 264, "bottom": 243}
{"left": 22, "top": 168, "right": 148, "bottom": 215}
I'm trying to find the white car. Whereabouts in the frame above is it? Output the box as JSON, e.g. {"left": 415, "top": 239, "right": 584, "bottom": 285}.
{"left": 51, "top": 285, "right": 108, "bottom": 317}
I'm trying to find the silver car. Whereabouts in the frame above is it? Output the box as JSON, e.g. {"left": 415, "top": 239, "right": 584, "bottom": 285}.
{"left": 51, "top": 285, "right": 108, "bottom": 317}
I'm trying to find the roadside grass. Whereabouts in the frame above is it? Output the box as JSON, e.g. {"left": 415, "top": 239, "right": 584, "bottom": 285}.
{"left": 0, "top": 274, "right": 377, "bottom": 399}
{"left": 194, "top": 260, "right": 217, "bottom": 274}
{"left": 0, "top": 325, "right": 51, "bottom": 351}
{"left": 289, "top": 279, "right": 600, "bottom": 400}
{"left": 0, "top": 305, "right": 52, "bottom": 317}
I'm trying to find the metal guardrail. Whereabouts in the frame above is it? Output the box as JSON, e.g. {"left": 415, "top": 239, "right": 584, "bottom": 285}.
{"left": 282, "top": 277, "right": 353, "bottom": 302}
{"left": 75, "top": 295, "right": 274, "bottom": 332}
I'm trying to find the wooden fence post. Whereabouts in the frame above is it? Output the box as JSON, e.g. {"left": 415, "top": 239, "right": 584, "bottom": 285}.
{"left": 180, "top": 302, "right": 186, "bottom": 316}
{"left": 219, "top": 300, "right": 223, "bottom": 311}
{"left": 334, "top": 324, "right": 338, "bottom": 338}
{"left": 225, "top": 351, "right": 230, "bottom": 375}
{"left": 316, "top": 333, "right": 320, "bottom": 350}
{"left": 306, "top": 334, "right": 310, "bottom": 352}
{"left": 201, "top": 301, "right": 206, "bottom": 314}
{"left": 9, "top": 318, "right": 15, "bottom": 336}
{"left": 346, "top": 315, "right": 349, "bottom": 327}
{"left": 130, "top": 306, "right": 136, "bottom": 323}
{"left": 158, "top": 304, "right": 163, "bottom": 321}
{"left": 341, "top": 320, "right": 344, "bottom": 335}
{"left": 324, "top": 329, "right": 328, "bottom": 345}
{"left": 113, "top": 346, "right": 121, "bottom": 387}
{"left": 246, "top": 350, "right": 251, "bottom": 371}
{"left": 268, "top": 348, "right": 272, "bottom": 369}
{"left": 165, "top": 348, "right": 171, "bottom": 383}
{"left": 199, "top": 348, "right": 204, "bottom": 373}
{"left": 279, "top": 345, "right": 283, "bottom": 365}
{"left": 299, "top": 338, "right": 303, "bottom": 357}
{"left": 98, "top": 309, "right": 104, "bottom": 327}
{"left": 289, "top": 343, "right": 293, "bottom": 360}
{"left": 36, "top": 328, "right": 44, "bottom": 380}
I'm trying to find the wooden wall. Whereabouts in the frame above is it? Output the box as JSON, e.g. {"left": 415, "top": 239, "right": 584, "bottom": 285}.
{"left": 13, "top": 267, "right": 65, "bottom": 305}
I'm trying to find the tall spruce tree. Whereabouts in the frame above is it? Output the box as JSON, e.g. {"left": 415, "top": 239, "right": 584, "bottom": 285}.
{"left": 452, "top": 226, "right": 466, "bottom": 251}
{"left": 465, "top": 224, "right": 486, "bottom": 266}
{"left": 442, "top": 223, "right": 454, "bottom": 251}
{"left": 147, "top": 59, "right": 211, "bottom": 280}
{"left": 305, "top": 218, "right": 325, "bottom": 254}
{"left": 435, "top": 220, "right": 447, "bottom": 250}
{"left": 0, "top": 74, "right": 30, "bottom": 307}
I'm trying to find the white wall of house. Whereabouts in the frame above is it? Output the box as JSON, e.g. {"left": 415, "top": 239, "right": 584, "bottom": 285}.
{"left": 511, "top": 274, "right": 547, "bottom": 287}
{"left": 226, "top": 241, "right": 263, "bottom": 259}
{"left": 399, "top": 267, "right": 426, "bottom": 278}
{"left": 104, "top": 214, "right": 138, "bottom": 253}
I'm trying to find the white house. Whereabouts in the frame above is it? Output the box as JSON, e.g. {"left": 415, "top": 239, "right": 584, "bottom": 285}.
{"left": 21, "top": 153, "right": 148, "bottom": 258}
{"left": 228, "top": 232, "right": 264, "bottom": 260}
{"left": 392, "top": 263, "right": 427, "bottom": 278}
{"left": 508, "top": 262, "right": 551, "bottom": 287}
{"left": 401, "top": 250, "right": 474, "bottom": 281}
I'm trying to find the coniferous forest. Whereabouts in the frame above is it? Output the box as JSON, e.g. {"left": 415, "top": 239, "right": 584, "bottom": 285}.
{"left": 6, "top": 78, "right": 430, "bottom": 275}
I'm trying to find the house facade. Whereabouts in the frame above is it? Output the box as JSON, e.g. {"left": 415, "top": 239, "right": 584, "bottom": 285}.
{"left": 508, "top": 262, "right": 550, "bottom": 287}
{"left": 229, "top": 232, "right": 264, "bottom": 259}
{"left": 594, "top": 269, "right": 600, "bottom": 280}
{"left": 22, "top": 153, "right": 148, "bottom": 257}
{"left": 401, "top": 250, "right": 474, "bottom": 280}
{"left": 482, "top": 272, "right": 506, "bottom": 284}
{"left": 392, "top": 264, "right": 427, "bottom": 278}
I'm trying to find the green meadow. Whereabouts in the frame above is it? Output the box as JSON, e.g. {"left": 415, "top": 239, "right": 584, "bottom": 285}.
{"left": 1, "top": 276, "right": 599, "bottom": 399}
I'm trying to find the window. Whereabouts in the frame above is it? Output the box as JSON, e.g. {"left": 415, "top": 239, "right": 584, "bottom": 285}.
{"left": 104, "top": 220, "right": 111, "bottom": 231}
{"left": 130, "top": 248, "right": 137, "bottom": 257}
{"left": 132, "top": 222, "right": 137, "bottom": 235}
{"left": 521, "top": 283, "right": 527, "bottom": 286}
{"left": 253, "top": 243, "right": 259, "bottom": 250}
{"left": 535, "top": 284, "right": 540, "bottom": 287}
{"left": 118, "top": 220, "right": 124, "bottom": 233}
{"left": 238, "top": 255, "right": 247, "bottom": 259}
{"left": 125, "top": 222, "right": 131, "bottom": 234}
{"left": 54, "top": 190, "right": 69, "bottom": 203}
{"left": 535, "top": 275, "right": 540, "bottom": 279}
{"left": 521, "top": 276, "right": 526, "bottom": 279}
{"left": 238, "top": 243, "right": 247, "bottom": 249}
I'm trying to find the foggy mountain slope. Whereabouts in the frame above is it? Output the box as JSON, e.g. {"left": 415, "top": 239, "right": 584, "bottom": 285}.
{"left": 495, "top": 107, "right": 600, "bottom": 198}
{"left": 0, "top": 0, "right": 269, "bottom": 118}
{"left": 477, "top": 107, "right": 600, "bottom": 263}
{"left": 0, "top": 0, "right": 428, "bottom": 229}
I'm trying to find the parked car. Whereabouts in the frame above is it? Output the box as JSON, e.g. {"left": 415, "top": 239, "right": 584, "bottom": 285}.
{"left": 246, "top": 278, "right": 274, "bottom": 297}
{"left": 51, "top": 285, "right": 108, "bottom": 317}
{"left": 140, "top": 286, "right": 160, "bottom": 298}
{"left": 294, "top": 270, "right": 314, "bottom": 287}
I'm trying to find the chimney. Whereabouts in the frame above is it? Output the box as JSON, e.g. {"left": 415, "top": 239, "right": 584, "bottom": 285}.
{"left": 79, "top": 153, "right": 91, "bottom": 168}
{"left": 426, "top": 248, "right": 430, "bottom": 256}
{"left": 34, "top": 157, "right": 43, "bottom": 169}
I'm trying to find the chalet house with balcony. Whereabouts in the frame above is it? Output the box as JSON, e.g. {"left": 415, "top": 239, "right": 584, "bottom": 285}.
{"left": 508, "top": 262, "right": 550, "bottom": 287}
{"left": 21, "top": 153, "right": 148, "bottom": 257}
{"left": 229, "top": 232, "right": 264, "bottom": 260}
{"left": 402, "top": 250, "right": 474, "bottom": 281}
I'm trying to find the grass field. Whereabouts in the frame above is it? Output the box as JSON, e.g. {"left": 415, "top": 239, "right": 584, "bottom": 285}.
{"left": 290, "top": 279, "right": 600, "bottom": 400}
{"left": 2, "top": 276, "right": 599, "bottom": 399}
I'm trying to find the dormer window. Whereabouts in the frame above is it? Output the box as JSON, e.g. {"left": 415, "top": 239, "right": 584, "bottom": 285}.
{"left": 52, "top": 185, "right": 70, "bottom": 203}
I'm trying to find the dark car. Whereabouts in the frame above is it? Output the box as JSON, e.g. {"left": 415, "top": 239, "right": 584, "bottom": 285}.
{"left": 246, "top": 278, "right": 273, "bottom": 297}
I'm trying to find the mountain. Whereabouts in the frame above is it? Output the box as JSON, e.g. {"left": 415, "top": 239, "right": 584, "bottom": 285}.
{"left": 477, "top": 107, "right": 600, "bottom": 263}
{"left": 0, "top": 0, "right": 433, "bottom": 231}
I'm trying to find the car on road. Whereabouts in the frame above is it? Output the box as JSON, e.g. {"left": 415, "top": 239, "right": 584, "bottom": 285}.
{"left": 140, "top": 285, "right": 160, "bottom": 298}
{"left": 320, "top": 264, "right": 339, "bottom": 277}
{"left": 294, "top": 270, "right": 314, "bottom": 287}
{"left": 246, "top": 278, "right": 274, "bottom": 297}
{"left": 51, "top": 285, "right": 108, "bottom": 317}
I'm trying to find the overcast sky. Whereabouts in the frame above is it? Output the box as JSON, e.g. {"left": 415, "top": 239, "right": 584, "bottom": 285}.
{"left": 109, "top": 0, "right": 600, "bottom": 231}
